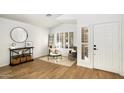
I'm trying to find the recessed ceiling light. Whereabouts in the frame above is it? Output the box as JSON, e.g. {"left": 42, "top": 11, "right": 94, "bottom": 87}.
{"left": 46, "top": 14, "right": 52, "bottom": 17}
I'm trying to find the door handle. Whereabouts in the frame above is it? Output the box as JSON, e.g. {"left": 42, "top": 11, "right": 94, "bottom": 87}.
{"left": 94, "top": 48, "right": 98, "bottom": 50}
{"left": 94, "top": 45, "right": 96, "bottom": 47}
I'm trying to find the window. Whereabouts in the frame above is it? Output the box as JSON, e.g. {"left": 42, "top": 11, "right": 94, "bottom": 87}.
{"left": 81, "top": 27, "right": 88, "bottom": 60}
{"left": 69, "top": 32, "right": 73, "bottom": 48}
{"left": 55, "top": 32, "right": 73, "bottom": 49}
{"left": 65, "top": 32, "right": 68, "bottom": 48}
{"left": 60, "top": 33, "right": 64, "bottom": 48}
{"left": 57, "top": 33, "right": 59, "bottom": 43}
{"left": 48, "top": 34, "right": 54, "bottom": 47}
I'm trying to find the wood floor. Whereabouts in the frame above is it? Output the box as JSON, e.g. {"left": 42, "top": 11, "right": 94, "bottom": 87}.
{"left": 0, "top": 59, "right": 124, "bottom": 79}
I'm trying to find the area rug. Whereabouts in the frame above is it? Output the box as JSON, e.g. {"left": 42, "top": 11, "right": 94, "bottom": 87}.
{"left": 39, "top": 56, "right": 76, "bottom": 67}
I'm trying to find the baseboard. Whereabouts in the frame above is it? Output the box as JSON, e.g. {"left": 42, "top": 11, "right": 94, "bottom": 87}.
{"left": 77, "top": 62, "right": 93, "bottom": 69}
{"left": 0, "top": 63, "right": 9, "bottom": 67}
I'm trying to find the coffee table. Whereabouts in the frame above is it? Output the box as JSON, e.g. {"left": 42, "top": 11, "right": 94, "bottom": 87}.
{"left": 48, "top": 53, "right": 62, "bottom": 60}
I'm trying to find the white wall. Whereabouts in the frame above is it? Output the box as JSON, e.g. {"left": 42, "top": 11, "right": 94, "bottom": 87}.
{"left": 121, "top": 15, "right": 124, "bottom": 76}
{"left": 50, "top": 23, "right": 77, "bottom": 56}
{"left": 0, "top": 18, "right": 48, "bottom": 67}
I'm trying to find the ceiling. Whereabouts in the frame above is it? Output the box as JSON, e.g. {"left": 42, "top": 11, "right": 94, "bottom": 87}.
{"left": 0, "top": 14, "right": 76, "bottom": 28}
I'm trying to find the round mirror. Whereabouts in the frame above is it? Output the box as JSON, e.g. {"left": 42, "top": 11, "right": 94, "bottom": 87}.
{"left": 10, "top": 27, "right": 28, "bottom": 43}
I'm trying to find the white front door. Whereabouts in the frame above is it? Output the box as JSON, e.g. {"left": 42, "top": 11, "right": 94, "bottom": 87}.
{"left": 93, "top": 22, "right": 120, "bottom": 73}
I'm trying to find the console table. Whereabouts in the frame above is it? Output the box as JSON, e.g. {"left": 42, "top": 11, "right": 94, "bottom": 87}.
{"left": 9, "top": 47, "right": 34, "bottom": 66}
